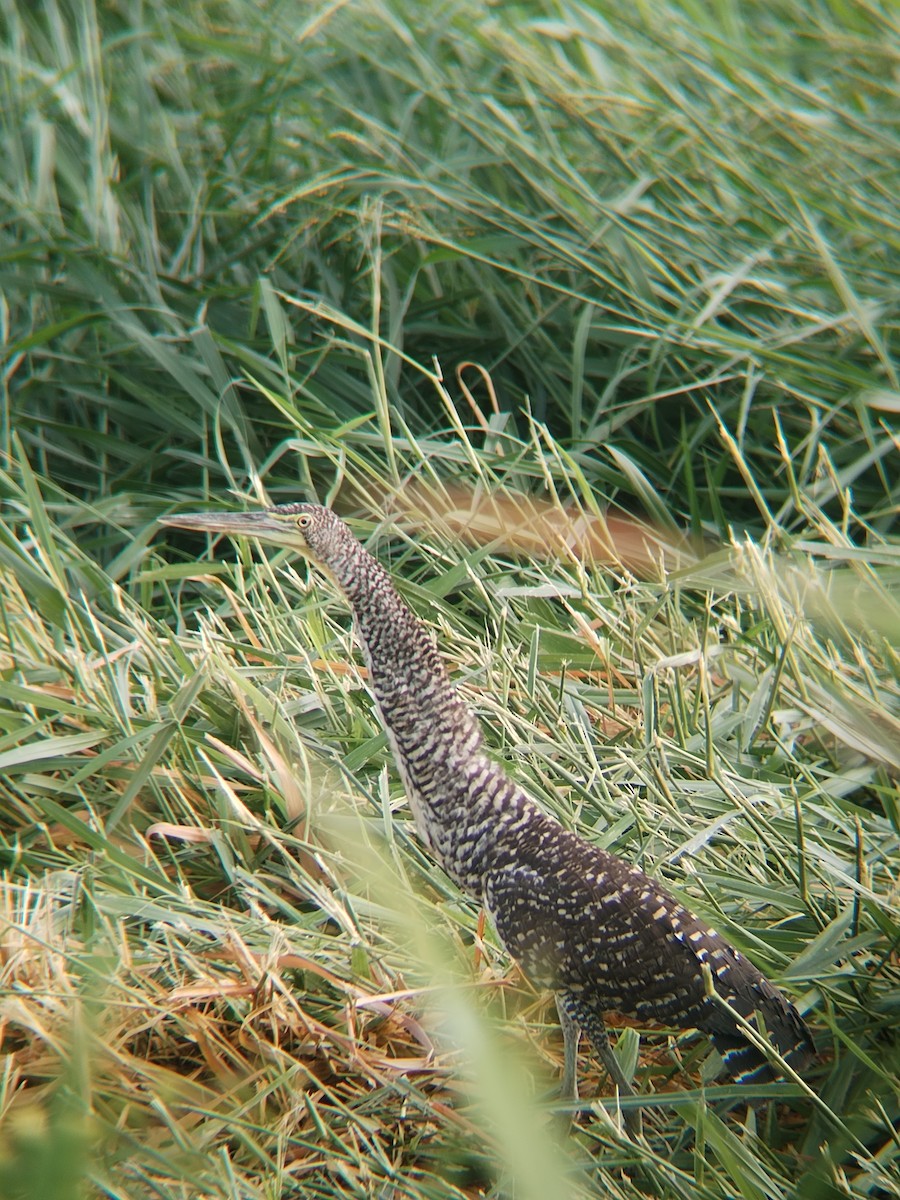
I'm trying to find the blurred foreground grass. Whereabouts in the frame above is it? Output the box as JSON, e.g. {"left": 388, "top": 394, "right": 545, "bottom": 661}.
{"left": 1, "top": 0, "right": 898, "bottom": 1197}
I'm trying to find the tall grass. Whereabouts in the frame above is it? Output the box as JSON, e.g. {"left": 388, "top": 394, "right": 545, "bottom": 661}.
{"left": 1, "top": 0, "right": 897, "bottom": 1197}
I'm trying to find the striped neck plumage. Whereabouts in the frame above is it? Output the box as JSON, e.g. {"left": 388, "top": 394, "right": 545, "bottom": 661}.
{"left": 326, "top": 535, "right": 461, "bottom": 724}
{"left": 320, "top": 532, "right": 507, "bottom": 894}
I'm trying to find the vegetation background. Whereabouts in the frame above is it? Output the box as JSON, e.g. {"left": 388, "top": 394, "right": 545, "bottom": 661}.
{"left": 1, "top": 0, "right": 898, "bottom": 1197}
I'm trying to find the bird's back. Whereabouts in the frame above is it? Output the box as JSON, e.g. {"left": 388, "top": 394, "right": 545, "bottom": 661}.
{"left": 484, "top": 810, "right": 814, "bottom": 1080}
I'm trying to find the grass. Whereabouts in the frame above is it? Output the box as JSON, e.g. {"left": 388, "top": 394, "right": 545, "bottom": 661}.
{"left": 1, "top": 0, "right": 899, "bottom": 1196}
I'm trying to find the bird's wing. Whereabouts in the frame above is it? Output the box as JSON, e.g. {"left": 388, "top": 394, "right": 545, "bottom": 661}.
{"left": 483, "top": 817, "right": 773, "bottom": 1028}
{"left": 483, "top": 815, "right": 814, "bottom": 1074}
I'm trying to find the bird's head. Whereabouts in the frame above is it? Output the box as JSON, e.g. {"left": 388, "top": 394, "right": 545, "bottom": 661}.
{"left": 161, "top": 502, "right": 351, "bottom": 572}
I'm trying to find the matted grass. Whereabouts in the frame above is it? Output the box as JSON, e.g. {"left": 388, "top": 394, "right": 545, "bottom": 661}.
{"left": 1, "top": 1, "right": 898, "bottom": 1197}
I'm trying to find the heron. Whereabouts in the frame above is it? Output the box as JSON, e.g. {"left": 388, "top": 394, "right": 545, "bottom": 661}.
{"left": 162, "top": 502, "right": 814, "bottom": 1131}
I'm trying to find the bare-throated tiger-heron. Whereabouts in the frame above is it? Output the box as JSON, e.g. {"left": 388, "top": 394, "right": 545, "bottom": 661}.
{"left": 163, "top": 503, "right": 815, "bottom": 1131}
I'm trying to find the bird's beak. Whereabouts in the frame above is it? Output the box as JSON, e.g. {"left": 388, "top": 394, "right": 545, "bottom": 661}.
{"left": 160, "top": 509, "right": 291, "bottom": 545}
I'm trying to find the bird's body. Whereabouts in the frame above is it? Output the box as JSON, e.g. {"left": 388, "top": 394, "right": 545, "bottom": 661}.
{"left": 163, "top": 502, "right": 814, "bottom": 1112}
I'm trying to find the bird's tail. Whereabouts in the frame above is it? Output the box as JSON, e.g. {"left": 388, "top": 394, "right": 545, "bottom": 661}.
{"left": 702, "top": 969, "right": 815, "bottom": 1083}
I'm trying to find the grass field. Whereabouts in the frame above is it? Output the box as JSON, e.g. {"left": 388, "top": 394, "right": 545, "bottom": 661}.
{"left": 1, "top": 0, "right": 898, "bottom": 1196}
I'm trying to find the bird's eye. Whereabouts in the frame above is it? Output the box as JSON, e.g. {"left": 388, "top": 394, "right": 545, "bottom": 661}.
{"left": 296, "top": 514, "right": 312, "bottom": 531}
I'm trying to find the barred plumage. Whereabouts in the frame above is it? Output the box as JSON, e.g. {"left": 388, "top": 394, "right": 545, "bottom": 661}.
{"left": 164, "top": 502, "right": 815, "bottom": 1119}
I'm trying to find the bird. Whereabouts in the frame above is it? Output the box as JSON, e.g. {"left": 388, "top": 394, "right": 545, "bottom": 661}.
{"left": 162, "top": 502, "right": 815, "bottom": 1128}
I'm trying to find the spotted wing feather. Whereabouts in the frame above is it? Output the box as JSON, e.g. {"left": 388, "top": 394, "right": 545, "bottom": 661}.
{"left": 484, "top": 811, "right": 814, "bottom": 1079}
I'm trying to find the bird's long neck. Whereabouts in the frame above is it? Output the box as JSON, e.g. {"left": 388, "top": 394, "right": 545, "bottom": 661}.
{"left": 326, "top": 536, "right": 530, "bottom": 895}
